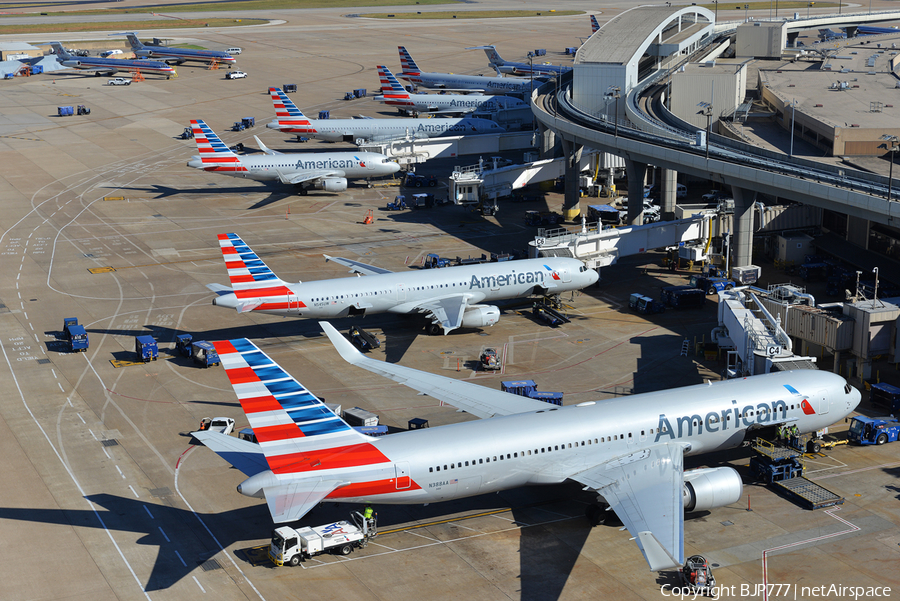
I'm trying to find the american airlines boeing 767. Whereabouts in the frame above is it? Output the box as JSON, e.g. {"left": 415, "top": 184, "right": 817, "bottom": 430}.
{"left": 194, "top": 323, "right": 860, "bottom": 572}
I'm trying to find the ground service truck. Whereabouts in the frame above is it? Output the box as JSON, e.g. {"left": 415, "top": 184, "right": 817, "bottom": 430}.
{"left": 269, "top": 513, "right": 375, "bottom": 566}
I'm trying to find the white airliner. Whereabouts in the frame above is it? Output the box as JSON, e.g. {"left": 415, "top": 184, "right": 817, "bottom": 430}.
{"left": 373, "top": 65, "right": 527, "bottom": 114}
{"left": 397, "top": 46, "right": 539, "bottom": 94}
{"left": 208, "top": 233, "right": 598, "bottom": 334}
{"left": 469, "top": 45, "right": 573, "bottom": 77}
{"left": 265, "top": 88, "right": 504, "bottom": 143}
{"left": 185, "top": 120, "right": 398, "bottom": 195}
{"left": 193, "top": 323, "right": 860, "bottom": 571}
{"left": 124, "top": 32, "right": 236, "bottom": 66}
{"left": 49, "top": 42, "right": 175, "bottom": 78}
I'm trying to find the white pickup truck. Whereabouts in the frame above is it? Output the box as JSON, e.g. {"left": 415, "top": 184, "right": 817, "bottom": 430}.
{"left": 108, "top": 77, "right": 131, "bottom": 86}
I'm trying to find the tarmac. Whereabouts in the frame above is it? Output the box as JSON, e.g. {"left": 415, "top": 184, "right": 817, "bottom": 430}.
{"left": 0, "top": 3, "right": 899, "bottom": 601}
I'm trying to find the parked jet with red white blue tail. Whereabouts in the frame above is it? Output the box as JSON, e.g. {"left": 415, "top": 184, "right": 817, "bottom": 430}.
{"left": 469, "top": 45, "right": 573, "bottom": 77}
{"left": 186, "top": 120, "right": 398, "bottom": 194}
{"left": 193, "top": 323, "right": 860, "bottom": 572}
{"left": 397, "top": 46, "right": 539, "bottom": 94}
{"left": 265, "top": 87, "right": 504, "bottom": 143}
{"left": 124, "top": 32, "right": 236, "bottom": 66}
{"left": 591, "top": 14, "right": 600, "bottom": 33}
{"left": 373, "top": 65, "right": 527, "bottom": 114}
{"left": 208, "top": 233, "right": 598, "bottom": 334}
{"left": 49, "top": 42, "right": 175, "bottom": 78}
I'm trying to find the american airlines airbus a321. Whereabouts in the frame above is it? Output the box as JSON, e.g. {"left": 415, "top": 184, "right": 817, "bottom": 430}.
{"left": 186, "top": 120, "right": 398, "bottom": 195}
{"left": 397, "top": 46, "right": 540, "bottom": 94}
{"left": 373, "top": 65, "right": 526, "bottom": 115}
{"left": 208, "top": 233, "right": 598, "bottom": 334}
{"left": 193, "top": 323, "right": 860, "bottom": 572}
{"left": 265, "top": 87, "right": 503, "bottom": 143}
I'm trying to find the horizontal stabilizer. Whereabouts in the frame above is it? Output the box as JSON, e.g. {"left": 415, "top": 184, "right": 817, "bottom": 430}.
{"left": 192, "top": 430, "right": 268, "bottom": 477}
{"left": 206, "top": 283, "right": 234, "bottom": 296}
{"left": 264, "top": 479, "right": 349, "bottom": 523}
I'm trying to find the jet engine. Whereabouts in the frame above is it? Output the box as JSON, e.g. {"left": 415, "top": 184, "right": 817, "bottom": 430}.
{"left": 682, "top": 467, "right": 742, "bottom": 512}
{"left": 461, "top": 305, "right": 500, "bottom": 328}
{"left": 312, "top": 177, "right": 348, "bottom": 192}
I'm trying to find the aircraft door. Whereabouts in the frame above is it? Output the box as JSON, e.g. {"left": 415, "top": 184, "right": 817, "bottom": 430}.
{"left": 287, "top": 295, "right": 301, "bottom": 313}
{"left": 395, "top": 462, "right": 411, "bottom": 490}
{"left": 397, "top": 284, "right": 406, "bottom": 302}
{"left": 560, "top": 267, "right": 572, "bottom": 283}
{"left": 817, "top": 391, "right": 830, "bottom": 414}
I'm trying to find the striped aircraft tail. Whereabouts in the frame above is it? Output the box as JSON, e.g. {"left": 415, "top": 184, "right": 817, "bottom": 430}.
{"left": 376, "top": 65, "right": 414, "bottom": 107}
{"left": 591, "top": 15, "right": 600, "bottom": 33}
{"left": 191, "top": 119, "right": 243, "bottom": 172}
{"left": 218, "top": 232, "right": 292, "bottom": 291}
{"left": 398, "top": 46, "right": 421, "bottom": 75}
{"left": 268, "top": 87, "right": 315, "bottom": 133}
{"left": 209, "top": 338, "right": 397, "bottom": 522}
{"left": 211, "top": 338, "right": 375, "bottom": 470}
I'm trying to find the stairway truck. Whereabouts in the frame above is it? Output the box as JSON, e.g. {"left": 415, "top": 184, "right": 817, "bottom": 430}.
{"left": 270, "top": 514, "right": 375, "bottom": 566}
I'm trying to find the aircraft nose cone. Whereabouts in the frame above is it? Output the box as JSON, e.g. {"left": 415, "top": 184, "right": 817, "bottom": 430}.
{"left": 586, "top": 268, "right": 599, "bottom": 286}
{"left": 387, "top": 161, "right": 401, "bottom": 174}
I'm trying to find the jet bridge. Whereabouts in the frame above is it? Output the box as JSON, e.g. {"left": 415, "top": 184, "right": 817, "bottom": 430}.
{"left": 358, "top": 132, "right": 534, "bottom": 167}
{"left": 713, "top": 287, "right": 817, "bottom": 378}
{"left": 529, "top": 213, "right": 710, "bottom": 269}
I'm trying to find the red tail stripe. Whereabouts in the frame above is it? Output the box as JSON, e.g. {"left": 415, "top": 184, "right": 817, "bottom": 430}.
{"left": 234, "top": 285, "right": 294, "bottom": 299}
{"left": 327, "top": 478, "right": 422, "bottom": 499}
{"left": 255, "top": 423, "right": 303, "bottom": 443}
{"left": 212, "top": 340, "right": 239, "bottom": 355}
{"left": 269, "top": 443, "right": 390, "bottom": 474}
{"left": 222, "top": 247, "right": 239, "bottom": 255}
{"left": 224, "top": 260, "right": 246, "bottom": 270}
{"left": 217, "top": 233, "right": 230, "bottom": 240}
{"left": 225, "top": 366, "right": 260, "bottom": 385}
{"left": 229, "top": 275, "right": 257, "bottom": 284}
{"left": 239, "top": 394, "right": 285, "bottom": 414}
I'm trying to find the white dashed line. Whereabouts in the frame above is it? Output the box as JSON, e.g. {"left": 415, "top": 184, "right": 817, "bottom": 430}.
{"left": 174, "top": 550, "right": 187, "bottom": 567}
{"left": 115, "top": 465, "right": 125, "bottom": 479}
{"left": 128, "top": 486, "right": 139, "bottom": 498}
{"left": 143, "top": 505, "right": 154, "bottom": 520}
{"left": 102, "top": 447, "right": 110, "bottom": 459}
{"left": 158, "top": 527, "right": 170, "bottom": 543}
{"left": 192, "top": 576, "right": 206, "bottom": 593}
{"left": 77, "top": 413, "right": 85, "bottom": 424}
{"left": 88, "top": 429, "right": 97, "bottom": 440}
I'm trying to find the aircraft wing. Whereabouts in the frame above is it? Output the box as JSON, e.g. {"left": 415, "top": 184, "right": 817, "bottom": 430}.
{"left": 324, "top": 255, "right": 393, "bottom": 275}
{"left": 570, "top": 443, "right": 686, "bottom": 571}
{"left": 191, "top": 430, "right": 269, "bottom": 477}
{"left": 275, "top": 169, "right": 344, "bottom": 186}
{"left": 320, "top": 321, "right": 550, "bottom": 418}
{"left": 414, "top": 294, "right": 468, "bottom": 334}
{"left": 429, "top": 107, "right": 475, "bottom": 115}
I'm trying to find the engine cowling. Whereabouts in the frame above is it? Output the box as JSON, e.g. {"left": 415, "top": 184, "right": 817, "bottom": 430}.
{"left": 313, "top": 177, "right": 347, "bottom": 192}
{"left": 461, "top": 305, "right": 500, "bottom": 328}
{"left": 682, "top": 467, "right": 742, "bottom": 512}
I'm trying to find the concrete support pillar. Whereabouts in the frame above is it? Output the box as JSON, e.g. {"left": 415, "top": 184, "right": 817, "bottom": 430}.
{"left": 560, "top": 138, "right": 584, "bottom": 222}
{"left": 730, "top": 186, "right": 757, "bottom": 269}
{"left": 538, "top": 123, "right": 559, "bottom": 159}
{"left": 659, "top": 169, "right": 677, "bottom": 221}
{"left": 625, "top": 159, "right": 647, "bottom": 225}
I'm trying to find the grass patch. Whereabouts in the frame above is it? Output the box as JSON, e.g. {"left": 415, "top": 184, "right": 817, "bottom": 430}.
{"left": 0, "top": 18, "right": 267, "bottom": 36}
{"left": 0, "top": 0, "right": 450, "bottom": 17}
{"left": 359, "top": 10, "right": 582, "bottom": 19}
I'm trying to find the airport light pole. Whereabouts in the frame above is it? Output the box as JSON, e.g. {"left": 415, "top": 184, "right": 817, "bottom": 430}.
{"left": 744, "top": 4, "right": 749, "bottom": 22}
{"left": 807, "top": 1, "right": 814, "bottom": 18}
{"left": 714, "top": 0, "right": 718, "bottom": 22}
{"left": 881, "top": 134, "right": 899, "bottom": 201}
{"left": 697, "top": 101, "right": 713, "bottom": 161}
{"left": 607, "top": 86, "right": 621, "bottom": 138}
